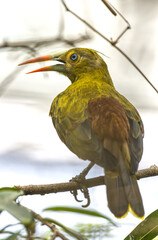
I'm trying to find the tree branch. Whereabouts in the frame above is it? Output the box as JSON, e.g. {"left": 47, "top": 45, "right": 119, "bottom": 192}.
{"left": 15, "top": 165, "right": 158, "bottom": 196}
{"left": 0, "top": 35, "right": 91, "bottom": 51}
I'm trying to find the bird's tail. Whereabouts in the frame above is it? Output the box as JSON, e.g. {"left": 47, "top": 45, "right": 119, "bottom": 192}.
{"left": 105, "top": 153, "right": 144, "bottom": 218}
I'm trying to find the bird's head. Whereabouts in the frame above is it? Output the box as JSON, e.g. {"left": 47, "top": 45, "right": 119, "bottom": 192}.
{"left": 19, "top": 48, "right": 114, "bottom": 86}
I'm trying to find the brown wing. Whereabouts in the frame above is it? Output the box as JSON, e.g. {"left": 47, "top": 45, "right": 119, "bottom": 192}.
{"left": 88, "top": 96, "right": 130, "bottom": 162}
{"left": 88, "top": 96, "right": 144, "bottom": 218}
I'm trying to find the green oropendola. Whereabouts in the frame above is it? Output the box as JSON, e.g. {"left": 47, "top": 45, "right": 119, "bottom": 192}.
{"left": 19, "top": 48, "right": 144, "bottom": 218}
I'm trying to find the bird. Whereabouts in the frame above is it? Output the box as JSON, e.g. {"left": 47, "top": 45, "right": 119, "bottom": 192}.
{"left": 19, "top": 48, "right": 144, "bottom": 218}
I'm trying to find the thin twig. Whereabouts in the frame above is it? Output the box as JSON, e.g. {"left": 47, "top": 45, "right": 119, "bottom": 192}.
{"left": 101, "top": 0, "right": 117, "bottom": 16}
{"left": 15, "top": 165, "right": 158, "bottom": 196}
{"left": 101, "top": 0, "right": 131, "bottom": 44}
{"left": 32, "top": 211, "right": 69, "bottom": 240}
{"left": 112, "top": 2, "right": 131, "bottom": 26}
{"left": 111, "top": 25, "right": 130, "bottom": 45}
{"left": 61, "top": 0, "right": 110, "bottom": 43}
{"left": 61, "top": 0, "right": 158, "bottom": 94}
{"left": 114, "top": 45, "right": 158, "bottom": 94}
{"left": 0, "top": 35, "right": 91, "bottom": 51}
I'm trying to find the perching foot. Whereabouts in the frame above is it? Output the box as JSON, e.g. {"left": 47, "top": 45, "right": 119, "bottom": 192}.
{"left": 70, "top": 162, "right": 95, "bottom": 207}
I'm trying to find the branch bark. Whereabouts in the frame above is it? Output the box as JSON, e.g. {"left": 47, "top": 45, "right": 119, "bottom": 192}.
{"left": 0, "top": 35, "right": 91, "bottom": 51}
{"left": 15, "top": 165, "right": 158, "bottom": 196}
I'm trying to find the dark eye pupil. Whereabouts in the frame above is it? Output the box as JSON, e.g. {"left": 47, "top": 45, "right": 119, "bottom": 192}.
{"left": 70, "top": 53, "right": 78, "bottom": 61}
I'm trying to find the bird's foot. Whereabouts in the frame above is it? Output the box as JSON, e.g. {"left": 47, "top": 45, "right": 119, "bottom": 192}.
{"left": 70, "top": 162, "right": 95, "bottom": 208}
{"left": 70, "top": 176, "right": 90, "bottom": 208}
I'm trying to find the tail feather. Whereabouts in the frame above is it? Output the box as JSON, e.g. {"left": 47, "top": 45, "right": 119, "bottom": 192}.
{"left": 105, "top": 152, "right": 144, "bottom": 218}
{"left": 105, "top": 174, "right": 128, "bottom": 218}
{"left": 120, "top": 156, "right": 144, "bottom": 217}
{"left": 119, "top": 153, "right": 144, "bottom": 218}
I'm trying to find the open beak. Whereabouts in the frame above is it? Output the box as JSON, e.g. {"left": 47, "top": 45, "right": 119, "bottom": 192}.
{"left": 18, "top": 51, "right": 66, "bottom": 74}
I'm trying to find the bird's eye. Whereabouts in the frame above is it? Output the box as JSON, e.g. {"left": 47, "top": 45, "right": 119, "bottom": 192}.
{"left": 70, "top": 53, "right": 78, "bottom": 61}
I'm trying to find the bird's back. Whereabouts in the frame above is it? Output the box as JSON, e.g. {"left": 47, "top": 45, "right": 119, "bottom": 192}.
{"left": 50, "top": 76, "right": 143, "bottom": 169}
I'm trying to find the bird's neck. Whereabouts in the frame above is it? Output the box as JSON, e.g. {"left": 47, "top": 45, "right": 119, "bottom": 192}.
{"left": 71, "top": 70, "right": 115, "bottom": 88}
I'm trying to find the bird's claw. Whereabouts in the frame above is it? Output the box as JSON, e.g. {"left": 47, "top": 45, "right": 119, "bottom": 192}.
{"left": 70, "top": 174, "right": 91, "bottom": 208}
{"left": 81, "top": 185, "right": 90, "bottom": 208}
{"left": 70, "top": 189, "right": 83, "bottom": 203}
{"left": 70, "top": 162, "right": 94, "bottom": 207}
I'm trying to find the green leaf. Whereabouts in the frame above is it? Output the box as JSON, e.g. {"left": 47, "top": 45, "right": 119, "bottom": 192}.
{"left": 0, "top": 187, "right": 33, "bottom": 226}
{"left": 44, "top": 206, "right": 117, "bottom": 226}
{"left": 0, "top": 187, "right": 23, "bottom": 202}
{"left": 5, "top": 232, "right": 21, "bottom": 240}
{"left": 45, "top": 218, "right": 87, "bottom": 240}
{"left": 124, "top": 210, "right": 158, "bottom": 240}
{"left": 75, "top": 223, "right": 113, "bottom": 239}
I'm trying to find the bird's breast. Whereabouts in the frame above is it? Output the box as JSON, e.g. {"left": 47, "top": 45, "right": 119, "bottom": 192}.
{"left": 49, "top": 79, "right": 113, "bottom": 141}
{"left": 50, "top": 80, "right": 114, "bottom": 119}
